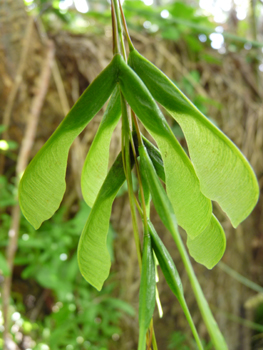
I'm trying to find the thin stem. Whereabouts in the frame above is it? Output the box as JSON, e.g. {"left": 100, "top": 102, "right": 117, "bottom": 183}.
{"left": 218, "top": 261, "right": 263, "bottom": 293}
{"left": 179, "top": 297, "right": 204, "bottom": 350}
{"left": 151, "top": 324, "right": 158, "bottom": 350}
{"left": 131, "top": 111, "right": 149, "bottom": 231}
{"left": 120, "top": 90, "right": 142, "bottom": 270}
{"left": 132, "top": 110, "right": 143, "bottom": 146}
{"left": 112, "top": 0, "right": 126, "bottom": 60}
{"left": 111, "top": 1, "right": 118, "bottom": 55}
{"left": 130, "top": 136, "right": 148, "bottom": 233}
{"left": 169, "top": 227, "right": 228, "bottom": 350}
{"left": 147, "top": 322, "right": 153, "bottom": 350}
{"left": 118, "top": 0, "right": 135, "bottom": 51}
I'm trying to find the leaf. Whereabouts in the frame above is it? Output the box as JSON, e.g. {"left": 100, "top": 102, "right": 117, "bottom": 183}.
{"left": 0, "top": 252, "right": 10, "bottom": 276}
{"left": 78, "top": 152, "right": 133, "bottom": 291}
{"left": 138, "top": 231, "right": 156, "bottom": 350}
{"left": 19, "top": 55, "right": 121, "bottom": 229}
{"left": 187, "top": 215, "right": 226, "bottom": 269}
{"left": 129, "top": 49, "right": 259, "bottom": 227}
{"left": 106, "top": 298, "right": 135, "bottom": 316}
{"left": 118, "top": 59, "right": 211, "bottom": 238}
{"left": 161, "top": 27, "right": 180, "bottom": 41}
{"left": 81, "top": 87, "right": 121, "bottom": 207}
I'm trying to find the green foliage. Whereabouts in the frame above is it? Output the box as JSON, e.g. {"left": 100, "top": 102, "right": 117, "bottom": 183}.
{"left": 0, "top": 126, "right": 18, "bottom": 167}
{"left": 0, "top": 197, "right": 134, "bottom": 349}
{"left": 0, "top": 175, "right": 17, "bottom": 208}
{"left": 123, "top": 0, "right": 213, "bottom": 51}
{"left": 0, "top": 251, "right": 10, "bottom": 276}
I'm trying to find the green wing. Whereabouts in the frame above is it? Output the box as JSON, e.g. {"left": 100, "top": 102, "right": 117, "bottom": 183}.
{"left": 129, "top": 49, "right": 259, "bottom": 227}
{"left": 78, "top": 152, "right": 133, "bottom": 291}
{"left": 19, "top": 56, "right": 120, "bottom": 229}
{"left": 81, "top": 87, "right": 121, "bottom": 207}
{"left": 118, "top": 58, "right": 211, "bottom": 238}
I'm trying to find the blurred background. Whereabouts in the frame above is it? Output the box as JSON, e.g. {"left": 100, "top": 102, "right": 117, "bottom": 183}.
{"left": 0, "top": 0, "right": 263, "bottom": 349}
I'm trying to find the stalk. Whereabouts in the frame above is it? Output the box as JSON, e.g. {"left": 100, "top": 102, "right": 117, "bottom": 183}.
{"left": 118, "top": 0, "right": 135, "bottom": 51}
{"left": 130, "top": 115, "right": 161, "bottom": 350}
{"left": 120, "top": 91, "right": 142, "bottom": 270}
{"left": 112, "top": 4, "right": 159, "bottom": 347}
{"left": 169, "top": 226, "right": 228, "bottom": 350}
{"left": 130, "top": 113, "right": 148, "bottom": 233}
{"left": 112, "top": 0, "right": 126, "bottom": 60}
{"left": 111, "top": 1, "right": 118, "bottom": 55}
{"left": 179, "top": 297, "right": 204, "bottom": 350}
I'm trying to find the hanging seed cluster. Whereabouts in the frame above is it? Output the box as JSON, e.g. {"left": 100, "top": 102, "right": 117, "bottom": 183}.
{"left": 18, "top": 1, "right": 259, "bottom": 349}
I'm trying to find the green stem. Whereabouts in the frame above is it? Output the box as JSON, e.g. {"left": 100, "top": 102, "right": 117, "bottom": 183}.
{"left": 170, "top": 228, "right": 228, "bottom": 350}
{"left": 179, "top": 296, "right": 204, "bottom": 350}
{"left": 120, "top": 90, "right": 142, "bottom": 270}
{"left": 118, "top": 0, "right": 135, "bottom": 51}
{"left": 111, "top": 1, "right": 118, "bottom": 55}
{"left": 128, "top": 115, "right": 159, "bottom": 350}
{"left": 112, "top": 0, "right": 126, "bottom": 60}
{"left": 218, "top": 261, "right": 263, "bottom": 293}
{"left": 151, "top": 323, "right": 158, "bottom": 350}
{"left": 130, "top": 112, "right": 148, "bottom": 232}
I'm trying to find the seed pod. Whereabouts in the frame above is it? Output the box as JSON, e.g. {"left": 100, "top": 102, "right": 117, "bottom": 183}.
{"left": 148, "top": 221, "right": 204, "bottom": 350}
{"left": 142, "top": 135, "right": 165, "bottom": 183}
{"left": 148, "top": 221, "right": 183, "bottom": 300}
{"left": 133, "top": 131, "right": 165, "bottom": 183}
{"left": 138, "top": 230, "right": 155, "bottom": 350}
